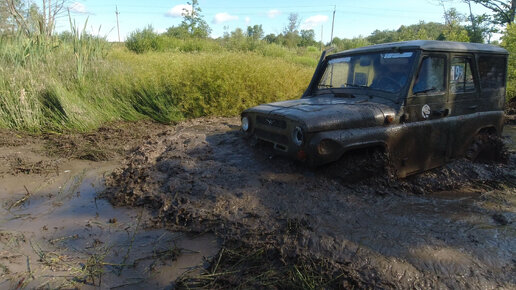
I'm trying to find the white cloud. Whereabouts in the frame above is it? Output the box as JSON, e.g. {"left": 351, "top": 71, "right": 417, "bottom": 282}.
{"left": 69, "top": 2, "right": 88, "bottom": 14}
{"left": 166, "top": 4, "right": 192, "bottom": 18}
{"left": 301, "top": 15, "right": 329, "bottom": 30}
{"left": 245, "top": 17, "right": 251, "bottom": 24}
{"left": 213, "top": 12, "right": 239, "bottom": 24}
{"left": 267, "top": 9, "right": 281, "bottom": 18}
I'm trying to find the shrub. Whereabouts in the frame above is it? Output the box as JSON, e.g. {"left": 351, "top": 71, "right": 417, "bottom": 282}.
{"left": 125, "top": 26, "right": 161, "bottom": 54}
{"left": 502, "top": 24, "right": 516, "bottom": 100}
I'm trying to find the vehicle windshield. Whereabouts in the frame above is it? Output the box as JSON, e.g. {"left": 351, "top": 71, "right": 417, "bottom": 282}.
{"left": 317, "top": 51, "right": 416, "bottom": 95}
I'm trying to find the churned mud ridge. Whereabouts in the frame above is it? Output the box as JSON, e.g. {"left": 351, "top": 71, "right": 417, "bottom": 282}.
{"left": 104, "top": 117, "right": 516, "bottom": 288}
{"left": 43, "top": 120, "right": 170, "bottom": 161}
{"left": 0, "top": 121, "right": 171, "bottom": 178}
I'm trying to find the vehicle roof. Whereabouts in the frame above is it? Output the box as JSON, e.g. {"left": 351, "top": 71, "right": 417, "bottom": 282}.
{"left": 330, "top": 40, "right": 508, "bottom": 57}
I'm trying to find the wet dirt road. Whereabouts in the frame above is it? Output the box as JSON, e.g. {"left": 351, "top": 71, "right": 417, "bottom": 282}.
{"left": 106, "top": 118, "right": 516, "bottom": 288}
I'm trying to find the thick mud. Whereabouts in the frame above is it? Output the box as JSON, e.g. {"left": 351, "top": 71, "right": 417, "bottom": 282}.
{"left": 0, "top": 125, "right": 220, "bottom": 289}
{"left": 105, "top": 117, "right": 516, "bottom": 288}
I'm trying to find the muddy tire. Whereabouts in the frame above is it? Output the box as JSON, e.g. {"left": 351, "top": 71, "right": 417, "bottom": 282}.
{"left": 324, "top": 148, "right": 393, "bottom": 182}
{"left": 466, "top": 133, "right": 508, "bottom": 163}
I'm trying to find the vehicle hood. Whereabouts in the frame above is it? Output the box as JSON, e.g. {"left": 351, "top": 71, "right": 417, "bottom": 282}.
{"left": 243, "top": 95, "right": 395, "bottom": 132}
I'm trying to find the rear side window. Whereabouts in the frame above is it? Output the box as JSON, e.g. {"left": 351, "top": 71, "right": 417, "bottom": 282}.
{"left": 450, "top": 57, "right": 476, "bottom": 94}
{"left": 478, "top": 56, "right": 506, "bottom": 89}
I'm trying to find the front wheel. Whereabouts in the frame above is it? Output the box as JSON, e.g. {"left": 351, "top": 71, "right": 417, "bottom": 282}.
{"left": 323, "top": 148, "right": 395, "bottom": 182}
{"left": 466, "top": 133, "right": 508, "bottom": 163}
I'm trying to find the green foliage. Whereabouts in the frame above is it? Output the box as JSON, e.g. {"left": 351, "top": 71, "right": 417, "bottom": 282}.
{"left": 172, "top": 0, "right": 211, "bottom": 39}
{"left": 442, "top": 8, "right": 471, "bottom": 42}
{"left": 125, "top": 26, "right": 161, "bottom": 54}
{"left": 247, "top": 25, "right": 264, "bottom": 40}
{"left": 68, "top": 14, "right": 110, "bottom": 81}
{"left": 332, "top": 36, "right": 371, "bottom": 51}
{"left": 502, "top": 24, "right": 516, "bottom": 99}
{"left": 4, "top": 0, "right": 512, "bottom": 133}
{"left": 0, "top": 32, "right": 314, "bottom": 132}
{"left": 300, "top": 30, "right": 317, "bottom": 47}
{"left": 470, "top": 0, "right": 515, "bottom": 25}
{"left": 111, "top": 50, "right": 313, "bottom": 119}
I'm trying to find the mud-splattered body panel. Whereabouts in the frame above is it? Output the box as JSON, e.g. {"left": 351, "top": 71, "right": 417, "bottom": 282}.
{"left": 242, "top": 40, "right": 508, "bottom": 177}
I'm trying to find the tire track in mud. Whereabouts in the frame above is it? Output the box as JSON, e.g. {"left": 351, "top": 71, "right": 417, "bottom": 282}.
{"left": 104, "top": 117, "right": 516, "bottom": 288}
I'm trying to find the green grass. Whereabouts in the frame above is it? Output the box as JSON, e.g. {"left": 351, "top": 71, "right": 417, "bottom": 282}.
{"left": 0, "top": 35, "right": 315, "bottom": 132}
{"left": 111, "top": 48, "right": 313, "bottom": 120}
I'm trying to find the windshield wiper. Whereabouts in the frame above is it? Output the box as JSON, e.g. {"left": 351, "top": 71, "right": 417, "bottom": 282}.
{"left": 316, "top": 84, "right": 356, "bottom": 98}
{"left": 413, "top": 87, "right": 437, "bottom": 95}
{"left": 345, "top": 83, "right": 368, "bottom": 88}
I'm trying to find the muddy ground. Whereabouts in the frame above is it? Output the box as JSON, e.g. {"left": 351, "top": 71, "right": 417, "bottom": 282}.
{"left": 0, "top": 123, "right": 220, "bottom": 289}
{"left": 104, "top": 117, "right": 516, "bottom": 289}
{"left": 1, "top": 118, "right": 516, "bottom": 289}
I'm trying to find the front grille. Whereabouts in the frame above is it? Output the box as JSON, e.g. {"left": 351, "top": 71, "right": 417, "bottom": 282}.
{"left": 256, "top": 116, "right": 287, "bottom": 129}
{"left": 254, "top": 128, "right": 289, "bottom": 145}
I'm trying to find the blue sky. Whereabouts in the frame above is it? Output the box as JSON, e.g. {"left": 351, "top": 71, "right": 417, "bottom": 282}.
{"left": 59, "top": 0, "right": 493, "bottom": 42}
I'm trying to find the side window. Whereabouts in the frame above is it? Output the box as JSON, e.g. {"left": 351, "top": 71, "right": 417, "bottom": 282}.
{"left": 478, "top": 56, "right": 506, "bottom": 89}
{"left": 413, "top": 56, "right": 446, "bottom": 94}
{"left": 450, "top": 57, "right": 476, "bottom": 93}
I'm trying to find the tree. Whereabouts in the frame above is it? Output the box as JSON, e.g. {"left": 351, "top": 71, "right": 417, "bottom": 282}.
{"left": 0, "top": 0, "right": 20, "bottom": 34}
{"left": 165, "top": 25, "right": 189, "bottom": 39}
{"left": 246, "top": 24, "right": 263, "bottom": 41}
{"left": 366, "top": 22, "right": 446, "bottom": 44}
{"left": 300, "top": 29, "right": 317, "bottom": 47}
{"left": 442, "top": 8, "right": 470, "bottom": 41}
{"left": 3, "top": 0, "right": 69, "bottom": 37}
{"left": 283, "top": 13, "right": 301, "bottom": 47}
{"left": 284, "top": 13, "right": 300, "bottom": 34}
{"left": 263, "top": 33, "right": 277, "bottom": 43}
{"left": 180, "top": 0, "right": 211, "bottom": 38}
{"left": 332, "top": 36, "right": 370, "bottom": 50}
{"left": 501, "top": 24, "right": 516, "bottom": 97}
{"left": 470, "top": 0, "right": 516, "bottom": 25}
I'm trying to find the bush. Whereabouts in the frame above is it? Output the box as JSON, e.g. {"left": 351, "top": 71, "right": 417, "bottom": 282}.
{"left": 125, "top": 26, "right": 161, "bottom": 54}
{"left": 502, "top": 24, "right": 516, "bottom": 100}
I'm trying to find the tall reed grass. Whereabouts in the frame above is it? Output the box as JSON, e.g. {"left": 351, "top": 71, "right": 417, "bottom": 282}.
{"left": 111, "top": 49, "right": 313, "bottom": 122}
{"left": 0, "top": 34, "right": 314, "bottom": 132}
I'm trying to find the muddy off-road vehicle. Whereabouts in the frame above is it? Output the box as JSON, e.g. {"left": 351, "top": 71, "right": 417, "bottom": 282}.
{"left": 241, "top": 40, "right": 508, "bottom": 177}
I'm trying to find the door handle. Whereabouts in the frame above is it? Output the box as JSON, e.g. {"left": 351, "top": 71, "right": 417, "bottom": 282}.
{"left": 433, "top": 108, "right": 449, "bottom": 117}
{"left": 468, "top": 105, "right": 478, "bottom": 110}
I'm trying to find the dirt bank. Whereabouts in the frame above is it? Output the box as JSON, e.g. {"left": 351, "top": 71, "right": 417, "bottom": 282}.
{"left": 105, "top": 117, "right": 516, "bottom": 288}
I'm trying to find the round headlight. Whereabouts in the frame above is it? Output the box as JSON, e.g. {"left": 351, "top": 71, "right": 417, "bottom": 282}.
{"left": 241, "top": 116, "right": 250, "bottom": 132}
{"left": 292, "top": 126, "right": 304, "bottom": 146}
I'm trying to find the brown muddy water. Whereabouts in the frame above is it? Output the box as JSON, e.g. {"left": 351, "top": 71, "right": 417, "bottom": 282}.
{"left": 0, "top": 158, "right": 220, "bottom": 289}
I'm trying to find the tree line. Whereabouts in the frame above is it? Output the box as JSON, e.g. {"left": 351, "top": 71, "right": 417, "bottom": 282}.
{"left": 1, "top": 0, "right": 516, "bottom": 51}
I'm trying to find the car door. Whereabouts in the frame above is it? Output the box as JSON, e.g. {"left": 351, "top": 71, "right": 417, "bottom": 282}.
{"left": 397, "top": 53, "right": 450, "bottom": 175}
{"left": 447, "top": 54, "right": 483, "bottom": 156}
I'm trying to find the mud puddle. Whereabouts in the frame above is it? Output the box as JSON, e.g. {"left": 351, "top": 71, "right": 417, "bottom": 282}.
{"left": 105, "top": 117, "right": 516, "bottom": 288}
{"left": 0, "top": 160, "right": 220, "bottom": 289}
